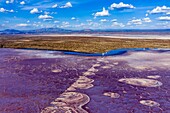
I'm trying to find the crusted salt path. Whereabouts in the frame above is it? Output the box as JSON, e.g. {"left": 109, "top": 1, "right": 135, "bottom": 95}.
{"left": 41, "top": 92, "right": 90, "bottom": 113}
{"left": 41, "top": 61, "right": 101, "bottom": 112}
{"left": 71, "top": 76, "right": 94, "bottom": 89}
{"left": 83, "top": 71, "right": 96, "bottom": 76}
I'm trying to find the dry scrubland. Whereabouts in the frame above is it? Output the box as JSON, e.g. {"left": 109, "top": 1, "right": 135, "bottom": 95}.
{"left": 0, "top": 35, "right": 170, "bottom": 53}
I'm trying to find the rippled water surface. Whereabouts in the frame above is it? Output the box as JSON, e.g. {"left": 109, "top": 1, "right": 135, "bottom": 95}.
{"left": 0, "top": 48, "right": 170, "bottom": 113}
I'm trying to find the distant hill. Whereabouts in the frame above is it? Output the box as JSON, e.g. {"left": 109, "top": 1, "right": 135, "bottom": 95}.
{"left": 0, "top": 28, "right": 74, "bottom": 35}
{"left": 0, "top": 28, "right": 170, "bottom": 35}
{"left": 25, "top": 28, "right": 73, "bottom": 34}
{"left": 0, "top": 29, "right": 25, "bottom": 34}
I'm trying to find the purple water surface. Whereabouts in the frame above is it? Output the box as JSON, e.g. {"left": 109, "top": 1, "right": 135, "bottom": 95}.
{"left": 0, "top": 48, "right": 170, "bottom": 113}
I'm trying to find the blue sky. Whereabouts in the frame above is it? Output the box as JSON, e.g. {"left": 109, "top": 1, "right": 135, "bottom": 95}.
{"left": 0, "top": 0, "right": 170, "bottom": 30}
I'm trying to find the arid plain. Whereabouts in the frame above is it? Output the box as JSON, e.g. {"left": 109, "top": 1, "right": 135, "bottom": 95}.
{"left": 0, "top": 35, "right": 170, "bottom": 53}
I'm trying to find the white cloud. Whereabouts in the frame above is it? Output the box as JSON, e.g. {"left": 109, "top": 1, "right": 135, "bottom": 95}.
{"left": 6, "top": 1, "right": 10, "bottom": 4}
{"left": 62, "top": 21, "right": 69, "bottom": 25}
{"left": 132, "top": 19, "right": 142, "bottom": 24}
{"left": 158, "top": 16, "right": 170, "bottom": 21}
{"left": 51, "top": 12, "right": 57, "bottom": 14}
{"left": 16, "top": 23, "right": 29, "bottom": 27}
{"left": 4, "top": 21, "right": 9, "bottom": 23}
{"left": 100, "top": 19, "right": 108, "bottom": 22}
{"left": 32, "top": 23, "right": 39, "bottom": 27}
{"left": 109, "top": 2, "right": 135, "bottom": 10}
{"left": 71, "top": 17, "right": 76, "bottom": 20}
{"left": 87, "top": 22, "right": 93, "bottom": 26}
{"left": 52, "top": 4, "right": 58, "bottom": 8}
{"left": 44, "top": 11, "right": 50, "bottom": 15}
{"left": 166, "top": 12, "right": 170, "bottom": 15}
{"left": 74, "top": 23, "right": 85, "bottom": 28}
{"left": 30, "top": 8, "right": 39, "bottom": 14}
{"left": 112, "top": 22, "right": 125, "bottom": 27}
{"left": 1, "top": 24, "right": 5, "bottom": 27}
{"left": 10, "top": 0, "right": 14, "bottom": 3}
{"left": 54, "top": 20, "right": 59, "bottom": 23}
{"left": 93, "top": 7, "right": 110, "bottom": 17}
{"left": 92, "top": 23, "right": 101, "bottom": 27}
{"left": 111, "top": 19, "right": 117, "bottom": 22}
{"left": 60, "top": 2, "right": 72, "bottom": 8}
{"left": 86, "top": 22, "right": 101, "bottom": 28}
{"left": 20, "top": 1, "right": 25, "bottom": 5}
{"left": 86, "top": 20, "right": 92, "bottom": 22}
{"left": 0, "top": 8, "right": 6, "bottom": 12}
{"left": 71, "top": 17, "right": 78, "bottom": 21}
{"left": 38, "top": 15, "right": 53, "bottom": 19}
{"left": 9, "top": 9, "right": 14, "bottom": 12}
{"left": 6, "top": 0, "right": 14, "bottom": 4}
{"left": 143, "top": 17, "right": 152, "bottom": 23}
{"left": 156, "top": 22, "right": 169, "bottom": 27}
{"left": 60, "top": 21, "right": 70, "bottom": 28}
{"left": 0, "top": 8, "right": 14, "bottom": 13}
{"left": 149, "top": 6, "right": 170, "bottom": 14}
{"left": 128, "top": 17, "right": 152, "bottom": 25}
{"left": 156, "top": 22, "right": 170, "bottom": 28}
{"left": 128, "top": 19, "right": 142, "bottom": 25}
{"left": 156, "top": 22, "right": 169, "bottom": 25}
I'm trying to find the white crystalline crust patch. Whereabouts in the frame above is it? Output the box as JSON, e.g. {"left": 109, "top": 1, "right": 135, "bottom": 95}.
{"left": 140, "top": 100, "right": 160, "bottom": 107}
{"left": 101, "top": 66, "right": 111, "bottom": 69}
{"left": 110, "top": 51, "right": 170, "bottom": 69}
{"left": 103, "top": 92, "right": 120, "bottom": 98}
{"left": 52, "top": 69, "right": 62, "bottom": 73}
{"left": 118, "top": 78, "right": 162, "bottom": 87}
{"left": 147, "top": 75, "right": 161, "bottom": 79}
{"left": 15, "top": 49, "right": 66, "bottom": 58}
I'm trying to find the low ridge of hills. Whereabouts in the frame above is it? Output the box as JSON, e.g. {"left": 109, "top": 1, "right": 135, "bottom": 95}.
{"left": 0, "top": 27, "right": 170, "bottom": 35}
